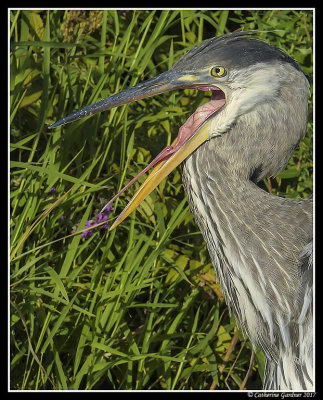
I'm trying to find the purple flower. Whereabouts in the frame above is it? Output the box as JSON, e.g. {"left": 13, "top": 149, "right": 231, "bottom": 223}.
{"left": 94, "top": 205, "right": 114, "bottom": 225}
{"left": 73, "top": 204, "right": 114, "bottom": 240}
{"left": 60, "top": 215, "right": 66, "bottom": 222}
{"left": 81, "top": 220, "right": 94, "bottom": 239}
{"left": 49, "top": 187, "right": 56, "bottom": 194}
{"left": 95, "top": 212, "right": 109, "bottom": 222}
{"left": 82, "top": 230, "right": 94, "bottom": 239}
{"left": 103, "top": 205, "right": 114, "bottom": 214}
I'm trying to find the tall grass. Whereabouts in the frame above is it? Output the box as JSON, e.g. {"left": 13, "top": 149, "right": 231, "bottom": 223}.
{"left": 10, "top": 10, "right": 313, "bottom": 390}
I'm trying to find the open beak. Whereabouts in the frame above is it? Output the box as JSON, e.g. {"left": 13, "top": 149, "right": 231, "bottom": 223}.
{"left": 49, "top": 69, "right": 226, "bottom": 230}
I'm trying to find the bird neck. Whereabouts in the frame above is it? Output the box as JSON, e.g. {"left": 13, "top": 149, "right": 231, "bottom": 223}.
{"left": 182, "top": 142, "right": 312, "bottom": 358}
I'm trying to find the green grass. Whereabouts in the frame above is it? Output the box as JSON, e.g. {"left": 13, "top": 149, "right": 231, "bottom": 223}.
{"left": 10, "top": 10, "right": 313, "bottom": 390}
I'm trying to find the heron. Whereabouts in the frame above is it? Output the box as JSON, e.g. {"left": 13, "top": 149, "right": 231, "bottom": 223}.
{"left": 49, "top": 32, "right": 313, "bottom": 390}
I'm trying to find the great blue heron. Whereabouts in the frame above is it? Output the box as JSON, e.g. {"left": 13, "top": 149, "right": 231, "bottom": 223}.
{"left": 49, "top": 32, "right": 313, "bottom": 390}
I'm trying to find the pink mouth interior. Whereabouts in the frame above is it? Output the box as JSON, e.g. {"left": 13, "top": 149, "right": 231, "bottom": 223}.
{"left": 101, "top": 88, "right": 226, "bottom": 212}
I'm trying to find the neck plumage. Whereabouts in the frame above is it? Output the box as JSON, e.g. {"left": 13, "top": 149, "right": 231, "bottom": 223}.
{"left": 181, "top": 89, "right": 312, "bottom": 388}
{"left": 182, "top": 139, "right": 311, "bottom": 320}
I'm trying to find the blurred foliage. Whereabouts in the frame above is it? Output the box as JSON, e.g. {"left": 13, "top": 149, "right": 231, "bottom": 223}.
{"left": 10, "top": 9, "right": 312, "bottom": 390}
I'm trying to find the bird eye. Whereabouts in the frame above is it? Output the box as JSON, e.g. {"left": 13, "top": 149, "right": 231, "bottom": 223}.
{"left": 211, "top": 66, "right": 227, "bottom": 77}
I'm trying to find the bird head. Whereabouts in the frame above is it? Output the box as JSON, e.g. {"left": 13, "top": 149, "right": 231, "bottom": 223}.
{"left": 49, "top": 32, "right": 309, "bottom": 229}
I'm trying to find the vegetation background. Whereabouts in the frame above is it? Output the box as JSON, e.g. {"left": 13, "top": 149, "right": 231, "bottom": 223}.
{"left": 10, "top": 9, "right": 313, "bottom": 390}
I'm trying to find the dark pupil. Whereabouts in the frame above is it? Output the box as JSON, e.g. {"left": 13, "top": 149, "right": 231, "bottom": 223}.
{"left": 215, "top": 68, "right": 220, "bottom": 74}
